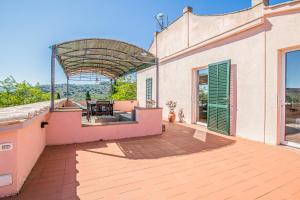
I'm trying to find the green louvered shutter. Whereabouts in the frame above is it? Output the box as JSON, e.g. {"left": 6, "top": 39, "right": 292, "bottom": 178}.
{"left": 207, "top": 60, "right": 231, "bottom": 135}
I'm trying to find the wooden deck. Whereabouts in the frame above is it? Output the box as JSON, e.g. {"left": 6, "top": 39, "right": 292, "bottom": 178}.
{"left": 3, "top": 123, "right": 300, "bottom": 200}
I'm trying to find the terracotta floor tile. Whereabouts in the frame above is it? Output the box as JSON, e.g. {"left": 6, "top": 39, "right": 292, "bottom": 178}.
{"left": 2, "top": 122, "right": 300, "bottom": 200}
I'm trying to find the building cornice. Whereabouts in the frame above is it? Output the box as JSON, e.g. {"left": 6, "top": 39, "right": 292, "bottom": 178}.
{"left": 160, "top": 17, "right": 265, "bottom": 64}
{"left": 156, "top": 0, "right": 300, "bottom": 63}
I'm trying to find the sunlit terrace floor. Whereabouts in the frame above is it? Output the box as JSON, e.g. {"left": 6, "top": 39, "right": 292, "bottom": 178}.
{"left": 3, "top": 123, "right": 300, "bottom": 200}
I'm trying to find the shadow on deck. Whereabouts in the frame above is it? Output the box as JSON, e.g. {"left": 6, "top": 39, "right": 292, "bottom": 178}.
{"left": 3, "top": 123, "right": 235, "bottom": 200}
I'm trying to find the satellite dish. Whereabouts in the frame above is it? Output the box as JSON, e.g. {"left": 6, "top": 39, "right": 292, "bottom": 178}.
{"left": 155, "top": 12, "right": 168, "bottom": 31}
{"left": 156, "top": 13, "right": 164, "bottom": 20}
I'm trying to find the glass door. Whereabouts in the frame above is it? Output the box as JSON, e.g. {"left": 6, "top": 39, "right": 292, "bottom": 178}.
{"left": 285, "top": 50, "right": 300, "bottom": 145}
{"left": 196, "top": 69, "right": 208, "bottom": 125}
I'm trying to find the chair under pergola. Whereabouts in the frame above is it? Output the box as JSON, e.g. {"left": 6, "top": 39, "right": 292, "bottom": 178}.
{"left": 49, "top": 38, "right": 159, "bottom": 114}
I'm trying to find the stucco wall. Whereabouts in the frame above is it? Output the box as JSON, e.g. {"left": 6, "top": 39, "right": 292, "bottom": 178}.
{"left": 161, "top": 26, "right": 265, "bottom": 142}
{"left": 189, "top": 5, "right": 263, "bottom": 46}
{"left": 140, "top": 25, "right": 266, "bottom": 142}
{"left": 114, "top": 100, "right": 138, "bottom": 112}
{"left": 149, "top": 4, "right": 264, "bottom": 56}
{"left": 16, "top": 114, "right": 47, "bottom": 191}
{"left": 139, "top": 2, "right": 300, "bottom": 144}
{"left": 0, "top": 101, "right": 163, "bottom": 198}
{"left": 156, "top": 15, "right": 189, "bottom": 58}
{"left": 46, "top": 108, "right": 162, "bottom": 145}
{"left": 0, "top": 113, "right": 47, "bottom": 197}
{"left": 137, "top": 66, "right": 157, "bottom": 107}
{"left": 264, "top": 3, "right": 300, "bottom": 144}
{"left": 0, "top": 131, "right": 18, "bottom": 197}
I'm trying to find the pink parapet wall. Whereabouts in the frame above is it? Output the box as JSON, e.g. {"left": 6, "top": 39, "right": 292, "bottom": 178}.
{"left": 77, "top": 100, "right": 138, "bottom": 113}
{"left": 0, "top": 113, "right": 48, "bottom": 198}
{"left": 45, "top": 107, "right": 162, "bottom": 145}
{"left": 0, "top": 130, "right": 18, "bottom": 197}
{"left": 113, "top": 100, "right": 138, "bottom": 112}
{"left": 0, "top": 99, "right": 162, "bottom": 198}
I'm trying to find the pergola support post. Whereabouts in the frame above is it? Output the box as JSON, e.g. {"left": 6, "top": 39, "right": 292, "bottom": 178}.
{"left": 67, "top": 76, "right": 69, "bottom": 100}
{"left": 156, "top": 58, "right": 159, "bottom": 108}
{"left": 50, "top": 46, "right": 56, "bottom": 111}
{"left": 110, "top": 79, "right": 113, "bottom": 99}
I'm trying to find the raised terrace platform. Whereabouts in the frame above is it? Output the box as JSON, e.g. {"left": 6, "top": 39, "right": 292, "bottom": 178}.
{"left": 2, "top": 123, "right": 300, "bottom": 200}
{"left": 0, "top": 100, "right": 162, "bottom": 198}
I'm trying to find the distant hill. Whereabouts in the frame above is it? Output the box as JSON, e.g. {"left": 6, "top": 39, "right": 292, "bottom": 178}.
{"left": 286, "top": 88, "right": 300, "bottom": 103}
{"left": 286, "top": 88, "right": 300, "bottom": 92}
{"left": 39, "top": 82, "right": 112, "bottom": 102}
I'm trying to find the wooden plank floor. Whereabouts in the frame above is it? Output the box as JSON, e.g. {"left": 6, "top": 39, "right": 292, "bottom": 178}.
{"left": 3, "top": 123, "right": 300, "bottom": 200}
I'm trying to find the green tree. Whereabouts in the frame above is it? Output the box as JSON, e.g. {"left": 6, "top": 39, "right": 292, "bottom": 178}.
{"left": 111, "top": 76, "right": 136, "bottom": 100}
{"left": 86, "top": 91, "right": 91, "bottom": 100}
{"left": 0, "top": 76, "right": 17, "bottom": 93}
{"left": 0, "top": 76, "right": 50, "bottom": 108}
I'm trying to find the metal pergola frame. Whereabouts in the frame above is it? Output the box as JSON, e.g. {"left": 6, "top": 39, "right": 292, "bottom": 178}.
{"left": 50, "top": 38, "right": 159, "bottom": 110}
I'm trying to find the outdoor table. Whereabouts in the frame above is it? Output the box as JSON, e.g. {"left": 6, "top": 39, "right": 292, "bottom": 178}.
{"left": 87, "top": 100, "right": 114, "bottom": 116}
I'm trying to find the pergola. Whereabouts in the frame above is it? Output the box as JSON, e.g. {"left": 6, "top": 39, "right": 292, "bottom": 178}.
{"left": 50, "top": 38, "right": 159, "bottom": 110}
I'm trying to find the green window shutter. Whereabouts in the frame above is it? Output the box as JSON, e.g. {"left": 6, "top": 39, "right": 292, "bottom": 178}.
{"left": 207, "top": 60, "right": 231, "bottom": 135}
{"left": 146, "top": 78, "right": 152, "bottom": 100}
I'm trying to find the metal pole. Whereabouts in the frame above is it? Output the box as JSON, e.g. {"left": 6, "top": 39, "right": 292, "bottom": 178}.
{"left": 156, "top": 58, "right": 159, "bottom": 108}
{"left": 67, "top": 76, "right": 69, "bottom": 100}
{"left": 50, "top": 46, "right": 56, "bottom": 111}
{"left": 110, "top": 78, "right": 113, "bottom": 99}
{"left": 135, "top": 71, "right": 137, "bottom": 103}
{"left": 155, "top": 31, "right": 159, "bottom": 108}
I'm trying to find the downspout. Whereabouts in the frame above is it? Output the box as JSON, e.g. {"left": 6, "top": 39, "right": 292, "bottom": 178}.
{"left": 50, "top": 45, "right": 56, "bottom": 111}
{"left": 155, "top": 32, "right": 159, "bottom": 108}
{"left": 183, "top": 6, "right": 193, "bottom": 122}
{"left": 187, "top": 9, "right": 190, "bottom": 47}
{"left": 263, "top": 17, "right": 267, "bottom": 144}
{"left": 183, "top": 6, "right": 192, "bottom": 48}
{"left": 110, "top": 79, "right": 113, "bottom": 100}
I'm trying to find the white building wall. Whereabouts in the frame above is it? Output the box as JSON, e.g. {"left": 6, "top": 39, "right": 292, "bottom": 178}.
{"left": 264, "top": 3, "right": 300, "bottom": 144}
{"left": 137, "top": 66, "right": 156, "bottom": 108}
{"left": 157, "top": 27, "right": 265, "bottom": 143}
{"left": 137, "top": 1, "right": 300, "bottom": 145}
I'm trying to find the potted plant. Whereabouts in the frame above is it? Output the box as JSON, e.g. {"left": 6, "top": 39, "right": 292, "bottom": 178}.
{"left": 86, "top": 91, "right": 91, "bottom": 101}
{"left": 56, "top": 92, "right": 61, "bottom": 99}
{"left": 166, "top": 100, "right": 177, "bottom": 123}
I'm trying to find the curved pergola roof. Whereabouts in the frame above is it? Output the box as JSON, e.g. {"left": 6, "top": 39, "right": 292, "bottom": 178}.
{"left": 54, "top": 38, "right": 157, "bottom": 80}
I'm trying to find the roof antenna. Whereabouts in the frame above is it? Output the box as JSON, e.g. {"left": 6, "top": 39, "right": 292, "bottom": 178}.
{"left": 155, "top": 13, "right": 168, "bottom": 31}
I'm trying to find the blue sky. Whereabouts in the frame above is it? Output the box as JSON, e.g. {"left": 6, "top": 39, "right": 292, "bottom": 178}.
{"left": 0, "top": 0, "right": 290, "bottom": 84}
{"left": 286, "top": 50, "right": 300, "bottom": 88}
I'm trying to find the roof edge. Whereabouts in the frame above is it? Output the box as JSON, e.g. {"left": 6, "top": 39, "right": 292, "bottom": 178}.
{"left": 54, "top": 38, "right": 156, "bottom": 58}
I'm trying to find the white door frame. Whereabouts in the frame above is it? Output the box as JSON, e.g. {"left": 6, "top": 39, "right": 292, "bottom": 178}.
{"left": 280, "top": 48, "right": 300, "bottom": 149}
{"left": 191, "top": 66, "right": 208, "bottom": 125}
{"left": 192, "top": 65, "right": 208, "bottom": 127}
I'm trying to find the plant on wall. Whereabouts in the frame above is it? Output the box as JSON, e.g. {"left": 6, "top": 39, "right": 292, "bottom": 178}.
{"left": 178, "top": 108, "right": 185, "bottom": 123}
{"left": 146, "top": 99, "right": 156, "bottom": 108}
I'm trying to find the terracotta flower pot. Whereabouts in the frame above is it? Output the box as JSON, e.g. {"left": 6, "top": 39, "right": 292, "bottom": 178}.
{"left": 168, "top": 112, "right": 176, "bottom": 123}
